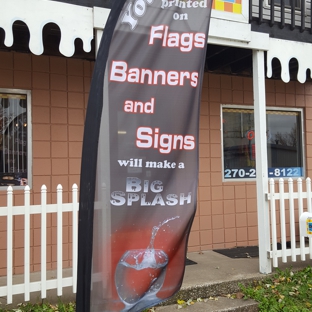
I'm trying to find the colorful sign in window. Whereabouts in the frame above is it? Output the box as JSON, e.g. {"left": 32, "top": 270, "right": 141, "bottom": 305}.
{"left": 213, "top": 0, "right": 242, "bottom": 14}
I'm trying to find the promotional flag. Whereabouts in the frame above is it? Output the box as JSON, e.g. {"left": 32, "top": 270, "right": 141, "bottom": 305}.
{"left": 76, "top": 0, "right": 212, "bottom": 311}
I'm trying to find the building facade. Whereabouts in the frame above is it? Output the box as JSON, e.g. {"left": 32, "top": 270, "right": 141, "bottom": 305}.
{"left": 1, "top": 0, "right": 312, "bottom": 275}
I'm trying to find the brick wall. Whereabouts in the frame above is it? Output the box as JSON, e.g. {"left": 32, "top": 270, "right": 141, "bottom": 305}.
{"left": 189, "top": 73, "right": 312, "bottom": 252}
{"left": 0, "top": 51, "right": 92, "bottom": 275}
{"left": 1, "top": 50, "right": 312, "bottom": 274}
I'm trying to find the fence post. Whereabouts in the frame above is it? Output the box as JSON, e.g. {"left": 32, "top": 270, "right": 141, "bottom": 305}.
{"left": 7, "top": 186, "right": 13, "bottom": 304}
{"left": 57, "top": 184, "right": 63, "bottom": 297}
{"left": 24, "top": 185, "right": 31, "bottom": 301}
{"left": 297, "top": 178, "right": 305, "bottom": 261}
{"left": 72, "top": 183, "right": 78, "bottom": 293}
{"left": 41, "top": 185, "right": 47, "bottom": 299}
{"left": 307, "top": 178, "right": 312, "bottom": 258}
{"left": 269, "top": 178, "right": 278, "bottom": 267}
{"left": 288, "top": 178, "right": 296, "bottom": 262}
{"left": 279, "top": 178, "right": 287, "bottom": 262}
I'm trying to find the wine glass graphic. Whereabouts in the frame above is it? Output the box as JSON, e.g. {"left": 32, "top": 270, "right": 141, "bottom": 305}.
{"left": 115, "top": 248, "right": 168, "bottom": 311}
{"left": 115, "top": 217, "right": 179, "bottom": 311}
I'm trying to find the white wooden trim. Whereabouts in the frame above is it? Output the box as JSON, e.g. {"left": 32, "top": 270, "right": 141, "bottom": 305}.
{"left": 267, "top": 38, "right": 312, "bottom": 83}
{"left": 209, "top": 18, "right": 252, "bottom": 43}
{"left": 93, "top": 7, "right": 110, "bottom": 30}
{"left": 0, "top": 0, "right": 93, "bottom": 57}
{"left": 208, "top": 28, "right": 270, "bottom": 50}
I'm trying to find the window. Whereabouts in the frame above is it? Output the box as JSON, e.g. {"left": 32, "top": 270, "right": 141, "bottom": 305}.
{"left": 0, "top": 89, "right": 31, "bottom": 188}
{"left": 222, "top": 106, "right": 304, "bottom": 180}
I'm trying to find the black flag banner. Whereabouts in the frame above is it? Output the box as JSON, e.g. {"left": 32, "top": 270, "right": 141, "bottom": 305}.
{"left": 76, "top": 0, "right": 212, "bottom": 311}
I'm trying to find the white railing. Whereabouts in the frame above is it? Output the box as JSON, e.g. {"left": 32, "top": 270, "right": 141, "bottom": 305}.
{"left": 0, "top": 184, "right": 79, "bottom": 304}
{"left": 267, "top": 178, "right": 312, "bottom": 267}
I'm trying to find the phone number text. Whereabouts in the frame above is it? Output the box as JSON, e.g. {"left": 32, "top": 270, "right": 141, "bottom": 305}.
{"left": 224, "top": 167, "right": 303, "bottom": 179}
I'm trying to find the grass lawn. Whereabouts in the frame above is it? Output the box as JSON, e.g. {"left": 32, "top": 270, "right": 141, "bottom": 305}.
{"left": 240, "top": 266, "right": 312, "bottom": 311}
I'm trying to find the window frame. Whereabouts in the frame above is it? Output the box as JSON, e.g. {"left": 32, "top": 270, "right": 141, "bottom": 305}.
{"left": 0, "top": 88, "right": 32, "bottom": 190}
{"left": 221, "top": 104, "right": 305, "bottom": 182}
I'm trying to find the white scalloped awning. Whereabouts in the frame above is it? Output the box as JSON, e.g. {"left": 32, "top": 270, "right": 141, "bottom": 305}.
{"left": 1, "top": 0, "right": 309, "bottom": 83}
{"left": 267, "top": 38, "right": 312, "bottom": 83}
{"left": 0, "top": 0, "right": 94, "bottom": 57}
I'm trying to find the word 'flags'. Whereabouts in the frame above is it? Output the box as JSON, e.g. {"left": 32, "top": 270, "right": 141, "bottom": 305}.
{"left": 76, "top": 0, "right": 212, "bottom": 311}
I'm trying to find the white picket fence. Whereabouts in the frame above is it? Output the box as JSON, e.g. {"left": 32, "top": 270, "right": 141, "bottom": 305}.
{"left": 2, "top": 178, "right": 312, "bottom": 304}
{"left": 267, "top": 177, "right": 312, "bottom": 267}
{"left": 0, "top": 184, "right": 79, "bottom": 304}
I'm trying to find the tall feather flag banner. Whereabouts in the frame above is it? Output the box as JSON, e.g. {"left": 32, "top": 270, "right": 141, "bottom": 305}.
{"left": 76, "top": 0, "right": 212, "bottom": 311}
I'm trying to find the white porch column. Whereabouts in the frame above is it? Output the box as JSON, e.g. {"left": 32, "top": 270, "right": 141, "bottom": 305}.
{"left": 253, "top": 50, "right": 272, "bottom": 274}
